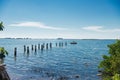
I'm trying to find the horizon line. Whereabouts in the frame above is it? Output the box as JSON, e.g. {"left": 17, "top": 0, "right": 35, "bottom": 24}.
{"left": 0, "top": 37, "right": 118, "bottom": 40}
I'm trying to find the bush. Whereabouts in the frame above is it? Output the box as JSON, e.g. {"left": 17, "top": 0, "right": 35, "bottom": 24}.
{"left": 0, "top": 47, "right": 8, "bottom": 59}
{"left": 99, "top": 40, "right": 120, "bottom": 80}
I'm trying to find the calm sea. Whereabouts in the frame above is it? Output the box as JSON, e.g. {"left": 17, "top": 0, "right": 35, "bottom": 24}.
{"left": 0, "top": 39, "right": 115, "bottom": 80}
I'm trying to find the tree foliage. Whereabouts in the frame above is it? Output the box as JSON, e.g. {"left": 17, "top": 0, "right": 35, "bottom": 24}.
{"left": 0, "top": 21, "right": 4, "bottom": 31}
{"left": 99, "top": 40, "right": 120, "bottom": 80}
{"left": 0, "top": 47, "right": 8, "bottom": 59}
{"left": 113, "top": 74, "right": 120, "bottom": 80}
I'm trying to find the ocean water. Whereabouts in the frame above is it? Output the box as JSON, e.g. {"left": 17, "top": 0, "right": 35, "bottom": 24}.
{"left": 0, "top": 39, "right": 115, "bottom": 80}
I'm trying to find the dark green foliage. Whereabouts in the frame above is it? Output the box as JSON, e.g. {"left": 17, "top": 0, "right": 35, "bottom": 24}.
{"left": 0, "top": 47, "right": 8, "bottom": 59}
{"left": 0, "top": 21, "right": 4, "bottom": 31}
{"left": 99, "top": 40, "right": 120, "bottom": 80}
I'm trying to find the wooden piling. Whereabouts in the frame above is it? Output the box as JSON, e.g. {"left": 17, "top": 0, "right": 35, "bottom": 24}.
{"left": 56, "top": 43, "right": 57, "bottom": 47}
{"left": 43, "top": 43, "right": 45, "bottom": 49}
{"left": 31, "top": 45, "right": 34, "bottom": 51}
{"left": 35, "top": 45, "right": 37, "bottom": 52}
{"left": 27, "top": 46, "right": 29, "bottom": 53}
{"left": 59, "top": 42, "right": 61, "bottom": 47}
{"left": 14, "top": 47, "right": 17, "bottom": 57}
{"left": 50, "top": 43, "right": 52, "bottom": 48}
{"left": 24, "top": 45, "right": 26, "bottom": 53}
{"left": 41, "top": 45, "right": 43, "bottom": 51}
{"left": 38, "top": 44, "right": 40, "bottom": 50}
{"left": 46, "top": 43, "right": 48, "bottom": 49}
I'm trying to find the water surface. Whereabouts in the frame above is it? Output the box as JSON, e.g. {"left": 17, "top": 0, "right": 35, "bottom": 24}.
{"left": 0, "top": 39, "right": 115, "bottom": 80}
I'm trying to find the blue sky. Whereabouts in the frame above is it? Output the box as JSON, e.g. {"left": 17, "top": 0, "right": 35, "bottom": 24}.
{"left": 0, "top": 0, "right": 120, "bottom": 39}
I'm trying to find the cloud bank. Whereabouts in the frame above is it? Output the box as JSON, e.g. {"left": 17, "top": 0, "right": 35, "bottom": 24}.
{"left": 8, "top": 21, "right": 66, "bottom": 30}
{"left": 82, "top": 26, "right": 120, "bottom": 32}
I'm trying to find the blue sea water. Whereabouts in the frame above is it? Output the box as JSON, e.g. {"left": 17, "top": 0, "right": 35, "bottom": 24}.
{"left": 0, "top": 39, "right": 115, "bottom": 80}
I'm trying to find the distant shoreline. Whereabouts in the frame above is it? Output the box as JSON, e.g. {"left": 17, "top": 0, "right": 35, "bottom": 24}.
{"left": 0, "top": 38, "right": 116, "bottom": 40}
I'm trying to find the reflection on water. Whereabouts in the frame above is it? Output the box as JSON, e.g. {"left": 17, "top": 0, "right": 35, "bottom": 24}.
{"left": 14, "top": 56, "right": 16, "bottom": 62}
{"left": 0, "top": 39, "right": 115, "bottom": 80}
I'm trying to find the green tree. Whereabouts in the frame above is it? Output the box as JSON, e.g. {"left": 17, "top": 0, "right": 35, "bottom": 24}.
{"left": 99, "top": 40, "right": 120, "bottom": 80}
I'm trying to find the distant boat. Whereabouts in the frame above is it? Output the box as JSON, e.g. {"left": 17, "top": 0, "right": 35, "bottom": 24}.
{"left": 70, "top": 41, "right": 77, "bottom": 44}
{"left": 57, "top": 38, "right": 63, "bottom": 40}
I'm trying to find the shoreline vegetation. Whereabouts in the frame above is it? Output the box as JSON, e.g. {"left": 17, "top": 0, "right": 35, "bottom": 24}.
{"left": 0, "top": 22, "right": 8, "bottom": 59}
{"left": 98, "top": 40, "right": 120, "bottom": 80}
{"left": 0, "top": 21, "right": 10, "bottom": 80}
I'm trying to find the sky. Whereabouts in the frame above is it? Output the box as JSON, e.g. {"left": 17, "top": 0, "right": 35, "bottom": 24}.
{"left": 0, "top": 0, "right": 120, "bottom": 39}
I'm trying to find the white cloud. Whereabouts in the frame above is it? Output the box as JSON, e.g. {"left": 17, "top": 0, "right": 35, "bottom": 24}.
{"left": 82, "top": 26, "right": 120, "bottom": 32}
{"left": 82, "top": 26, "right": 102, "bottom": 32}
{"left": 8, "top": 21, "right": 66, "bottom": 30}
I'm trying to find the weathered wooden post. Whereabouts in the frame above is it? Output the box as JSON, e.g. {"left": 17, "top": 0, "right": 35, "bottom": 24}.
{"left": 35, "top": 45, "right": 37, "bottom": 52}
{"left": 50, "top": 43, "right": 52, "bottom": 48}
{"left": 27, "top": 46, "right": 29, "bottom": 53}
{"left": 46, "top": 43, "right": 48, "bottom": 49}
{"left": 38, "top": 44, "right": 40, "bottom": 50}
{"left": 41, "top": 45, "right": 43, "bottom": 51}
{"left": 24, "top": 45, "right": 26, "bottom": 52}
{"left": 31, "top": 45, "right": 34, "bottom": 51}
{"left": 14, "top": 47, "right": 17, "bottom": 57}
{"left": 56, "top": 43, "right": 57, "bottom": 47}
{"left": 43, "top": 43, "right": 45, "bottom": 49}
{"left": 59, "top": 42, "right": 61, "bottom": 47}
